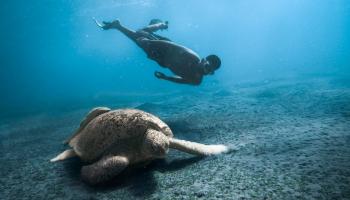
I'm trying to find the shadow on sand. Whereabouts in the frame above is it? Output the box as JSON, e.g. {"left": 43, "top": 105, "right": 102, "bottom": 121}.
{"left": 63, "top": 156, "right": 203, "bottom": 198}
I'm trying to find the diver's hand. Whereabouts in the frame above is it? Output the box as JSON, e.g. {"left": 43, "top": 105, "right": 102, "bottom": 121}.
{"left": 154, "top": 71, "right": 166, "bottom": 79}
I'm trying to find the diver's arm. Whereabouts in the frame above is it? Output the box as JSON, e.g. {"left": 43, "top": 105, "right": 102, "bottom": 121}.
{"left": 152, "top": 33, "right": 172, "bottom": 41}
{"left": 154, "top": 72, "right": 202, "bottom": 85}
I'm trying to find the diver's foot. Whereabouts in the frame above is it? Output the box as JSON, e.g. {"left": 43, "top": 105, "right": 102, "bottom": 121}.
{"left": 94, "top": 18, "right": 121, "bottom": 30}
{"left": 103, "top": 19, "right": 121, "bottom": 30}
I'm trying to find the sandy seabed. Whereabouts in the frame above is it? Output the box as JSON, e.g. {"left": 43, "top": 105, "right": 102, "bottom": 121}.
{"left": 1, "top": 75, "right": 350, "bottom": 200}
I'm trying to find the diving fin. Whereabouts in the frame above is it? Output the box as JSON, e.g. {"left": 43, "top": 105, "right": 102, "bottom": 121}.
{"left": 93, "top": 17, "right": 104, "bottom": 29}
{"left": 149, "top": 19, "right": 164, "bottom": 25}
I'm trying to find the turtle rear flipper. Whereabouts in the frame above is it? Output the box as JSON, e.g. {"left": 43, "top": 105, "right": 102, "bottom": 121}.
{"left": 50, "top": 149, "right": 77, "bottom": 162}
{"left": 169, "top": 138, "right": 229, "bottom": 156}
{"left": 63, "top": 107, "right": 111, "bottom": 144}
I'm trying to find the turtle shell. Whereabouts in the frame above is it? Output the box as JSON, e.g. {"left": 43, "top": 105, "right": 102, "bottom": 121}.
{"left": 69, "top": 109, "right": 173, "bottom": 162}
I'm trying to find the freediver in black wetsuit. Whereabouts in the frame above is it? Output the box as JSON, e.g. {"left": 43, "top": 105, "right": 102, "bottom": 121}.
{"left": 94, "top": 19, "right": 221, "bottom": 85}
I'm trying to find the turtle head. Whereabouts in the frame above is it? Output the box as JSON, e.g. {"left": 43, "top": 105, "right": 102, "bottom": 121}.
{"left": 143, "top": 129, "right": 169, "bottom": 158}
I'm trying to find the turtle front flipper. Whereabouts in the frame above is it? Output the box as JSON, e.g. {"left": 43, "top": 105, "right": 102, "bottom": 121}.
{"left": 63, "top": 107, "right": 111, "bottom": 144}
{"left": 81, "top": 155, "right": 129, "bottom": 185}
{"left": 169, "top": 138, "right": 229, "bottom": 156}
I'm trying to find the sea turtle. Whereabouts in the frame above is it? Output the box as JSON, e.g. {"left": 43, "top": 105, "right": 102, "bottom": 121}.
{"left": 51, "top": 107, "right": 229, "bottom": 185}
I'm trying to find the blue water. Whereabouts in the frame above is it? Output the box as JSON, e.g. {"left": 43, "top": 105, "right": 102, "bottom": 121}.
{"left": 1, "top": 0, "right": 349, "bottom": 118}
{"left": 1, "top": 0, "right": 350, "bottom": 199}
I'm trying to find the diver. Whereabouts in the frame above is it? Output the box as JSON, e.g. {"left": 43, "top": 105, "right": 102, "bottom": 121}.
{"left": 94, "top": 18, "right": 221, "bottom": 85}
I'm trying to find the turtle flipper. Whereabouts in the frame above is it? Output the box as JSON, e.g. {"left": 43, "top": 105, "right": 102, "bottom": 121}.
{"left": 50, "top": 149, "right": 77, "bottom": 162}
{"left": 79, "top": 107, "right": 111, "bottom": 128}
{"left": 63, "top": 107, "right": 111, "bottom": 144}
{"left": 81, "top": 156, "right": 129, "bottom": 185}
{"left": 169, "top": 138, "right": 229, "bottom": 156}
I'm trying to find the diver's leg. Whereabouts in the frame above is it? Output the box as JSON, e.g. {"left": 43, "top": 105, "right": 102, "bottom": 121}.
{"left": 141, "top": 21, "right": 168, "bottom": 33}
{"left": 115, "top": 23, "right": 140, "bottom": 42}
{"left": 81, "top": 155, "right": 129, "bottom": 185}
{"left": 140, "top": 19, "right": 168, "bottom": 33}
{"left": 95, "top": 19, "right": 139, "bottom": 42}
{"left": 135, "top": 38, "right": 156, "bottom": 58}
{"left": 151, "top": 33, "right": 172, "bottom": 41}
